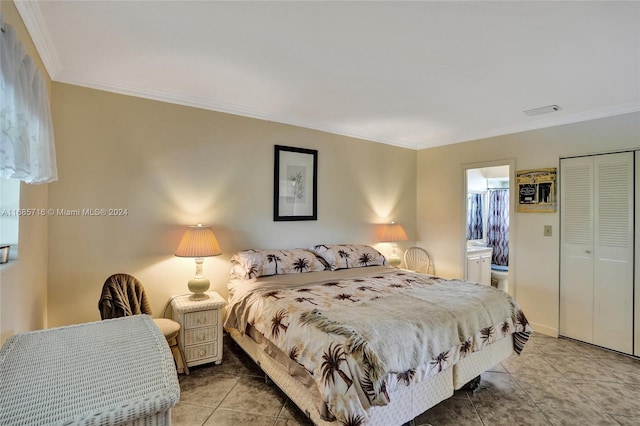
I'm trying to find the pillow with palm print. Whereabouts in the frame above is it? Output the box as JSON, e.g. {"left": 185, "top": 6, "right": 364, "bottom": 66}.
{"left": 229, "top": 248, "right": 328, "bottom": 280}
{"left": 308, "top": 244, "right": 388, "bottom": 270}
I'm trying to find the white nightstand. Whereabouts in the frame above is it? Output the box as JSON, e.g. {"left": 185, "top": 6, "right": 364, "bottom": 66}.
{"left": 171, "top": 291, "right": 226, "bottom": 367}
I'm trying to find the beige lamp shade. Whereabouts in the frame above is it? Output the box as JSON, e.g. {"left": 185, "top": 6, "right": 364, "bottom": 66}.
{"left": 377, "top": 222, "right": 408, "bottom": 268}
{"left": 175, "top": 224, "right": 222, "bottom": 258}
{"left": 175, "top": 224, "right": 221, "bottom": 300}
{"left": 377, "top": 222, "right": 409, "bottom": 243}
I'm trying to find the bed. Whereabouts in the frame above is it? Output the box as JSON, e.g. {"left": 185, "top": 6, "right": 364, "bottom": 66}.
{"left": 224, "top": 245, "right": 531, "bottom": 426}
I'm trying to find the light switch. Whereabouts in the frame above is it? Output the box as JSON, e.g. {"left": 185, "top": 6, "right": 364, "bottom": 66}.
{"left": 543, "top": 225, "right": 552, "bottom": 237}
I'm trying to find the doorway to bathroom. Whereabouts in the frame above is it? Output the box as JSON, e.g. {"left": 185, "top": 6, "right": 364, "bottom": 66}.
{"left": 462, "top": 159, "right": 515, "bottom": 297}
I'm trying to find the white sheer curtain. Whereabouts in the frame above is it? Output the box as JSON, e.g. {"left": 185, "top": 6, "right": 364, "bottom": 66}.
{"left": 0, "top": 16, "right": 57, "bottom": 184}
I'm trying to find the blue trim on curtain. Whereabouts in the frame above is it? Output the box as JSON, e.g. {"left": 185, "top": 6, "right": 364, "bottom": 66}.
{"left": 487, "top": 189, "right": 509, "bottom": 266}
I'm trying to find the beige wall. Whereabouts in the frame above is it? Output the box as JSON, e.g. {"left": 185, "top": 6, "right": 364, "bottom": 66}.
{"left": 417, "top": 112, "right": 640, "bottom": 336}
{"left": 48, "top": 83, "right": 416, "bottom": 327}
{"left": 0, "top": 1, "right": 51, "bottom": 343}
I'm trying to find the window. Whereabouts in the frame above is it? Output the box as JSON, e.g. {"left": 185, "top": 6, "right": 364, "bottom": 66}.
{"left": 0, "top": 177, "right": 20, "bottom": 260}
{"left": 1, "top": 16, "right": 58, "bottom": 184}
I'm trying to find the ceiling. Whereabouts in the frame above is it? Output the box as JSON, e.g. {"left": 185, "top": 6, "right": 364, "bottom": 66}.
{"left": 14, "top": 1, "right": 640, "bottom": 150}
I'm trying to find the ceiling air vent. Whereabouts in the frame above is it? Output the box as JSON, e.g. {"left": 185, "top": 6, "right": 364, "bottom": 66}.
{"left": 523, "top": 105, "right": 562, "bottom": 116}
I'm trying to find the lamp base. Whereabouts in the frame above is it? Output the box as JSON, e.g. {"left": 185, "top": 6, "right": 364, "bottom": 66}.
{"left": 188, "top": 276, "right": 210, "bottom": 301}
{"left": 388, "top": 254, "right": 402, "bottom": 268}
{"left": 189, "top": 293, "right": 210, "bottom": 301}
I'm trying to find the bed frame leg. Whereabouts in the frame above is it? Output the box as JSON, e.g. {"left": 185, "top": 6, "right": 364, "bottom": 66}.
{"left": 464, "top": 375, "right": 482, "bottom": 393}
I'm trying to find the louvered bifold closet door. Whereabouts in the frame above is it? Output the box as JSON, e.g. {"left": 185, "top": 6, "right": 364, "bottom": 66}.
{"left": 560, "top": 152, "right": 634, "bottom": 355}
{"left": 636, "top": 153, "right": 640, "bottom": 356}
{"left": 593, "top": 152, "right": 633, "bottom": 354}
{"left": 560, "top": 156, "right": 595, "bottom": 344}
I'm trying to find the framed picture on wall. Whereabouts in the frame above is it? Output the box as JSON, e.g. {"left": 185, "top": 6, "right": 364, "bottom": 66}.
{"left": 274, "top": 145, "right": 318, "bottom": 221}
{"left": 516, "top": 167, "right": 557, "bottom": 212}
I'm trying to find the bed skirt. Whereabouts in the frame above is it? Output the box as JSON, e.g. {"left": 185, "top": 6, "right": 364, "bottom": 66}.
{"left": 228, "top": 327, "right": 513, "bottom": 425}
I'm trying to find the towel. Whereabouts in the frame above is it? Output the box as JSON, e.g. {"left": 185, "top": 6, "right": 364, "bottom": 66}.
{"left": 98, "top": 273, "right": 152, "bottom": 319}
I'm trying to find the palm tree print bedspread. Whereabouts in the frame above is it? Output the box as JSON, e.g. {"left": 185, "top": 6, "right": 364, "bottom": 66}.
{"left": 225, "top": 266, "right": 531, "bottom": 425}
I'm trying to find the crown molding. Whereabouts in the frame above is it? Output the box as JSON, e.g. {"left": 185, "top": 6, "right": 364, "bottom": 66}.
{"left": 14, "top": 0, "right": 63, "bottom": 79}
{"left": 415, "top": 102, "right": 640, "bottom": 150}
{"left": 54, "top": 69, "right": 640, "bottom": 152}
{"left": 54, "top": 69, "right": 421, "bottom": 150}
{"left": 38, "top": 70, "right": 640, "bottom": 153}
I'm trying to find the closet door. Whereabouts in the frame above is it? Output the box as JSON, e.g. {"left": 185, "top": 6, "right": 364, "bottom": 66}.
{"left": 592, "top": 152, "right": 633, "bottom": 354}
{"left": 635, "top": 153, "right": 640, "bottom": 356}
{"left": 560, "top": 156, "right": 594, "bottom": 344}
{"left": 560, "top": 152, "right": 634, "bottom": 355}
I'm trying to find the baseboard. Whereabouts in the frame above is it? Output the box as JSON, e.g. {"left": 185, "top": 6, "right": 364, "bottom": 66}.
{"left": 530, "top": 322, "right": 558, "bottom": 337}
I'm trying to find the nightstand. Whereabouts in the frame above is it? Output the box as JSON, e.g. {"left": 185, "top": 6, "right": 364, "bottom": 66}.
{"left": 171, "top": 291, "right": 226, "bottom": 367}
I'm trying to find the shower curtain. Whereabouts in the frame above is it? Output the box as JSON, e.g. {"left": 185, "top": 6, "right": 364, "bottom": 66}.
{"left": 487, "top": 189, "right": 509, "bottom": 266}
{"left": 466, "top": 193, "right": 483, "bottom": 240}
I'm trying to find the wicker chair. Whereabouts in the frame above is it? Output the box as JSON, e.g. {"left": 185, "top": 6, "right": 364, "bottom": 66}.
{"left": 99, "top": 273, "right": 189, "bottom": 375}
{"left": 403, "top": 247, "right": 435, "bottom": 275}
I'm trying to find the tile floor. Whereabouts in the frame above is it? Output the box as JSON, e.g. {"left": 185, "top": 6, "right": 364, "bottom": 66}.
{"left": 172, "top": 333, "right": 640, "bottom": 426}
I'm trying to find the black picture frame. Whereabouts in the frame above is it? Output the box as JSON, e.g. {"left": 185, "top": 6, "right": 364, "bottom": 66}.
{"left": 274, "top": 145, "right": 318, "bottom": 221}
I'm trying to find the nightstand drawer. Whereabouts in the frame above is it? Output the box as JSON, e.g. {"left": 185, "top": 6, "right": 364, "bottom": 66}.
{"left": 184, "top": 310, "right": 216, "bottom": 329}
{"left": 185, "top": 343, "right": 217, "bottom": 362}
{"left": 185, "top": 327, "right": 217, "bottom": 346}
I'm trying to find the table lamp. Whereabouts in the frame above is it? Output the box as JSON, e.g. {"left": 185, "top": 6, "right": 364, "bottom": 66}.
{"left": 175, "top": 224, "right": 222, "bottom": 300}
{"left": 377, "top": 221, "right": 408, "bottom": 268}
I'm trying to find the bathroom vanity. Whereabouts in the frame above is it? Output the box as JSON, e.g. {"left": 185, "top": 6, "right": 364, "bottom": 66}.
{"left": 466, "top": 246, "right": 492, "bottom": 286}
